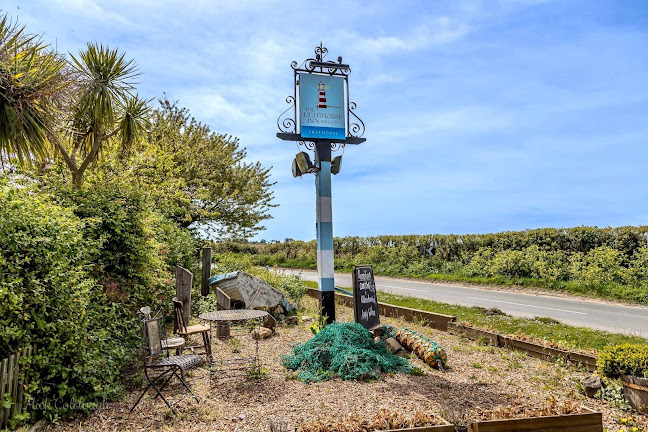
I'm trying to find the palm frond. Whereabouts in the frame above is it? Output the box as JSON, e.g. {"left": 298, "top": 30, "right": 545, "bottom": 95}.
{"left": 69, "top": 42, "right": 140, "bottom": 128}
{"left": 118, "top": 94, "right": 151, "bottom": 150}
{"left": 0, "top": 13, "right": 67, "bottom": 165}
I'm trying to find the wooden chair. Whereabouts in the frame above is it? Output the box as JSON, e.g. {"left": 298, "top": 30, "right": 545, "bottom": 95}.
{"left": 172, "top": 298, "right": 212, "bottom": 360}
{"left": 130, "top": 317, "right": 204, "bottom": 414}
{"left": 137, "top": 307, "right": 186, "bottom": 354}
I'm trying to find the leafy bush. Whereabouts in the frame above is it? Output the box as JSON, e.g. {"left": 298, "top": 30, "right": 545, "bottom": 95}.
{"left": 598, "top": 344, "right": 648, "bottom": 378}
{"left": 0, "top": 185, "right": 136, "bottom": 419}
{"left": 571, "top": 246, "right": 626, "bottom": 288}
{"left": 47, "top": 173, "right": 177, "bottom": 312}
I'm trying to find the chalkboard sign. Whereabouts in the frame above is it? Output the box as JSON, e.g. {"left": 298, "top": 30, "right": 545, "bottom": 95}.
{"left": 352, "top": 265, "right": 380, "bottom": 330}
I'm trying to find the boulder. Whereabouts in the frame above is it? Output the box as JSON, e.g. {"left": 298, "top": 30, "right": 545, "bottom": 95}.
{"left": 384, "top": 337, "right": 403, "bottom": 354}
{"left": 301, "top": 315, "right": 313, "bottom": 323}
{"left": 263, "top": 314, "right": 277, "bottom": 330}
{"left": 581, "top": 375, "right": 602, "bottom": 398}
{"left": 284, "top": 316, "right": 299, "bottom": 326}
{"left": 252, "top": 326, "right": 273, "bottom": 340}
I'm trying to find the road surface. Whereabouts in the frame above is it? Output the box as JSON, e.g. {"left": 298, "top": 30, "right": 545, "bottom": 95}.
{"left": 280, "top": 269, "right": 648, "bottom": 337}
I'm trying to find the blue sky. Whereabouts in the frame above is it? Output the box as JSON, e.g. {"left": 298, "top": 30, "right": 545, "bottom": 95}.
{"left": 6, "top": 0, "right": 648, "bottom": 241}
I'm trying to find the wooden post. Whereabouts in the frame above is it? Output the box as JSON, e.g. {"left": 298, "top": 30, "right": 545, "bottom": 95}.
{"left": 175, "top": 266, "right": 193, "bottom": 331}
{"left": 0, "top": 357, "right": 7, "bottom": 427}
{"left": 201, "top": 247, "right": 212, "bottom": 297}
{"left": 216, "top": 288, "right": 231, "bottom": 338}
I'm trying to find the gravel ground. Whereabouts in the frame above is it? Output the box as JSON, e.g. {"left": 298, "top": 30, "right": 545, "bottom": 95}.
{"left": 46, "top": 298, "right": 647, "bottom": 432}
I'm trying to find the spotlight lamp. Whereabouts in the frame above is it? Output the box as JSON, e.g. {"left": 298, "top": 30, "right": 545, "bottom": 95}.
{"left": 292, "top": 158, "right": 303, "bottom": 178}
{"left": 295, "top": 151, "right": 317, "bottom": 174}
{"left": 331, "top": 155, "right": 342, "bottom": 175}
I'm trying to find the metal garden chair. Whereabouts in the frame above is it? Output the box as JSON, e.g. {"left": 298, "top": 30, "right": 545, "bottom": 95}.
{"left": 137, "top": 306, "right": 186, "bottom": 354}
{"left": 130, "top": 317, "right": 205, "bottom": 414}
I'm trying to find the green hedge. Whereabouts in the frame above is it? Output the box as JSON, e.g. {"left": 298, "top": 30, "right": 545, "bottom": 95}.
{"left": 217, "top": 227, "right": 648, "bottom": 304}
{"left": 598, "top": 344, "right": 648, "bottom": 378}
{"left": 1, "top": 173, "right": 198, "bottom": 421}
{"left": 0, "top": 185, "right": 133, "bottom": 420}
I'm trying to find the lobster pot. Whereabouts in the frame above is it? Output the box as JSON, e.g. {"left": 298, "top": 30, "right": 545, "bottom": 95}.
{"left": 394, "top": 328, "right": 447, "bottom": 369}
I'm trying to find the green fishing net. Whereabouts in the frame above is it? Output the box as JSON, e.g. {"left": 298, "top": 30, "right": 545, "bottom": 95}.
{"left": 282, "top": 322, "right": 412, "bottom": 383}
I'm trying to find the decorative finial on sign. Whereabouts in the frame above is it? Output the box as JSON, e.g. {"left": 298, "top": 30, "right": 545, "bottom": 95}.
{"left": 314, "top": 41, "right": 327, "bottom": 62}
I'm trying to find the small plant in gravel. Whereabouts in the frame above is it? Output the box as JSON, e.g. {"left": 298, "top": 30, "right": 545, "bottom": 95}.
{"left": 229, "top": 337, "right": 241, "bottom": 353}
{"left": 606, "top": 415, "right": 646, "bottom": 432}
{"left": 248, "top": 365, "right": 268, "bottom": 380}
{"left": 596, "top": 381, "right": 633, "bottom": 411}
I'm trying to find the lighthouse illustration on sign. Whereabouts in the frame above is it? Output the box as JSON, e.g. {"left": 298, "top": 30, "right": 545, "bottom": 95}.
{"left": 299, "top": 73, "right": 346, "bottom": 139}
{"left": 317, "top": 81, "right": 339, "bottom": 109}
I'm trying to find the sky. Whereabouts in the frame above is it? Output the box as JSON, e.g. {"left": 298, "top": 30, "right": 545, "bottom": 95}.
{"left": 5, "top": 0, "right": 648, "bottom": 241}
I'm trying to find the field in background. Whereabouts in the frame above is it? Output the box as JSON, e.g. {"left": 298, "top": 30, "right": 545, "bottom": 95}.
{"left": 215, "top": 225, "right": 648, "bottom": 304}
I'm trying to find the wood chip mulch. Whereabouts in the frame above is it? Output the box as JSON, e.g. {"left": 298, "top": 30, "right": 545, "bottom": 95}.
{"left": 44, "top": 298, "right": 646, "bottom": 432}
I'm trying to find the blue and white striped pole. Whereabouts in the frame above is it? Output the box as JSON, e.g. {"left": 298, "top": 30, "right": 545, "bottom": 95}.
{"left": 315, "top": 142, "right": 335, "bottom": 323}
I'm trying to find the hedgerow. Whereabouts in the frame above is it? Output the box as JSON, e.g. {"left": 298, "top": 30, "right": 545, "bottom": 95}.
{"left": 0, "top": 184, "right": 133, "bottom": 421}
{"left": 215, "top": 227, "right": 648, "bottom": 303}
{"left": 0, "top": 173, "right": 198, "bottom": 421}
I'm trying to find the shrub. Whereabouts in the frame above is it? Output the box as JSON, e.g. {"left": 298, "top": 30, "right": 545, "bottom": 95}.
{"left": 0, "top": 185, "right": 135, "bottom": 419}
{"left": 571, "top": 246, "right": 626, "bottom": 288}
{"left": 48, "top": 174, "right": 176, "bottom": 312}
{"left": 490, "top": 250, "right": 531, "bottom": 278}
{"left": 464, "top": 247, "right": 495, "bottom": 277}
{"left": 598, "top": 344, "right": 648, "bottom": 378}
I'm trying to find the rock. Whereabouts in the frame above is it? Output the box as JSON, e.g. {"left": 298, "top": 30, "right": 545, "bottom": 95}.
{"left": 301, "top": 315, "right": 313, "bottom": 322}
{"left": 263, "top": 314, "right": 277, "bottom": 330}
{"left": 284, "top": 316, "right": 299, "bottom": 325}
{"left": 384, "top": 337, "right": 403, "bottom": 354}
{"left": 252, "top": 326, "right": 273, "bottom": 339}
{"left": 581, "top": 375, "right": 602, "bottom": 398}
{"left": 278, "top": 314, "right": 286, "bottom": 321}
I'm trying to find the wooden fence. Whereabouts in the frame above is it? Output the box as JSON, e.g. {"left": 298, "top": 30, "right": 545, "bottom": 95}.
{"left": 307, "top": 288, "right": 456, "bottom": 331}
{"left": 0, "top": 346, "right": 33, "bottom": 430}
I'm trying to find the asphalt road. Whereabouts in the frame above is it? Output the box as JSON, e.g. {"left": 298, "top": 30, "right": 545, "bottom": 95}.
{"left": 279, "top": 269, "right": 648, "bottom": 337}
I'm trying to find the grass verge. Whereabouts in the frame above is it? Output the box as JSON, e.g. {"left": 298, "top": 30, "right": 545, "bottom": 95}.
{"left": 302, "top": 281, "right": 647, "bottom": 353}
{"left": 248, "top": 253, "right": 648, "bottom": 305}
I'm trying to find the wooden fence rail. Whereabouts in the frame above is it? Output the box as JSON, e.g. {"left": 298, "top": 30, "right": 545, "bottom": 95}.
{"left": 0, "top": 346, "right": 33, "bottom": 430}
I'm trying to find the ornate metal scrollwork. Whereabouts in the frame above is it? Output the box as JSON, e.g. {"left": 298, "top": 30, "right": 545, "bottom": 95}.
{"left": 330, "top": 143, "right": 345, "bottom": 152}
{"left": 298, "top": 141, "right": 316, "bottom": 151}
{"left": 277, "top": 96, "right": 296, "bottom": 133}
{"left": 348, "top": 101, "right": 365, "bottom": 138}
{"left": 314, "top": 43, "right": 328, "bottom": 61}
{"left": 279, "top": 43, "right": 365, "bottom": 142}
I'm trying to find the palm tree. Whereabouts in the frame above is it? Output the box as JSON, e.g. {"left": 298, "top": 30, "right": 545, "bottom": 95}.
{"left": 56, "top": 43, "right": 150, "bottom": 185}
{"left": 0, "top": 14, "right": 67, "bottom": 165}
{"left": 0, "top": 15, "right": 149, "bottom": 184}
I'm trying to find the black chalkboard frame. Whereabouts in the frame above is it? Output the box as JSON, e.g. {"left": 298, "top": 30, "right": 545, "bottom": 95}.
{"left": 352, "top": 264, "right": 380, "bottom": 330}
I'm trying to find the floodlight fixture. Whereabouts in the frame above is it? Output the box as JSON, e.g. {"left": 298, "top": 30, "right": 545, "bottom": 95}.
{"left": 292, "top": 158, "right": 303, "bottom": 178}
{"left": 331, "top": 155, "right": 342, "bottom": 175}
{"left": 295, "top": 151, "right": 316, "bottom": 173}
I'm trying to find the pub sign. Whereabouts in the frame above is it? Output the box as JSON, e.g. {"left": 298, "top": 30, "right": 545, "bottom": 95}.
{"left": 299, "top": 73, "right": 346, "bottom": 140}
